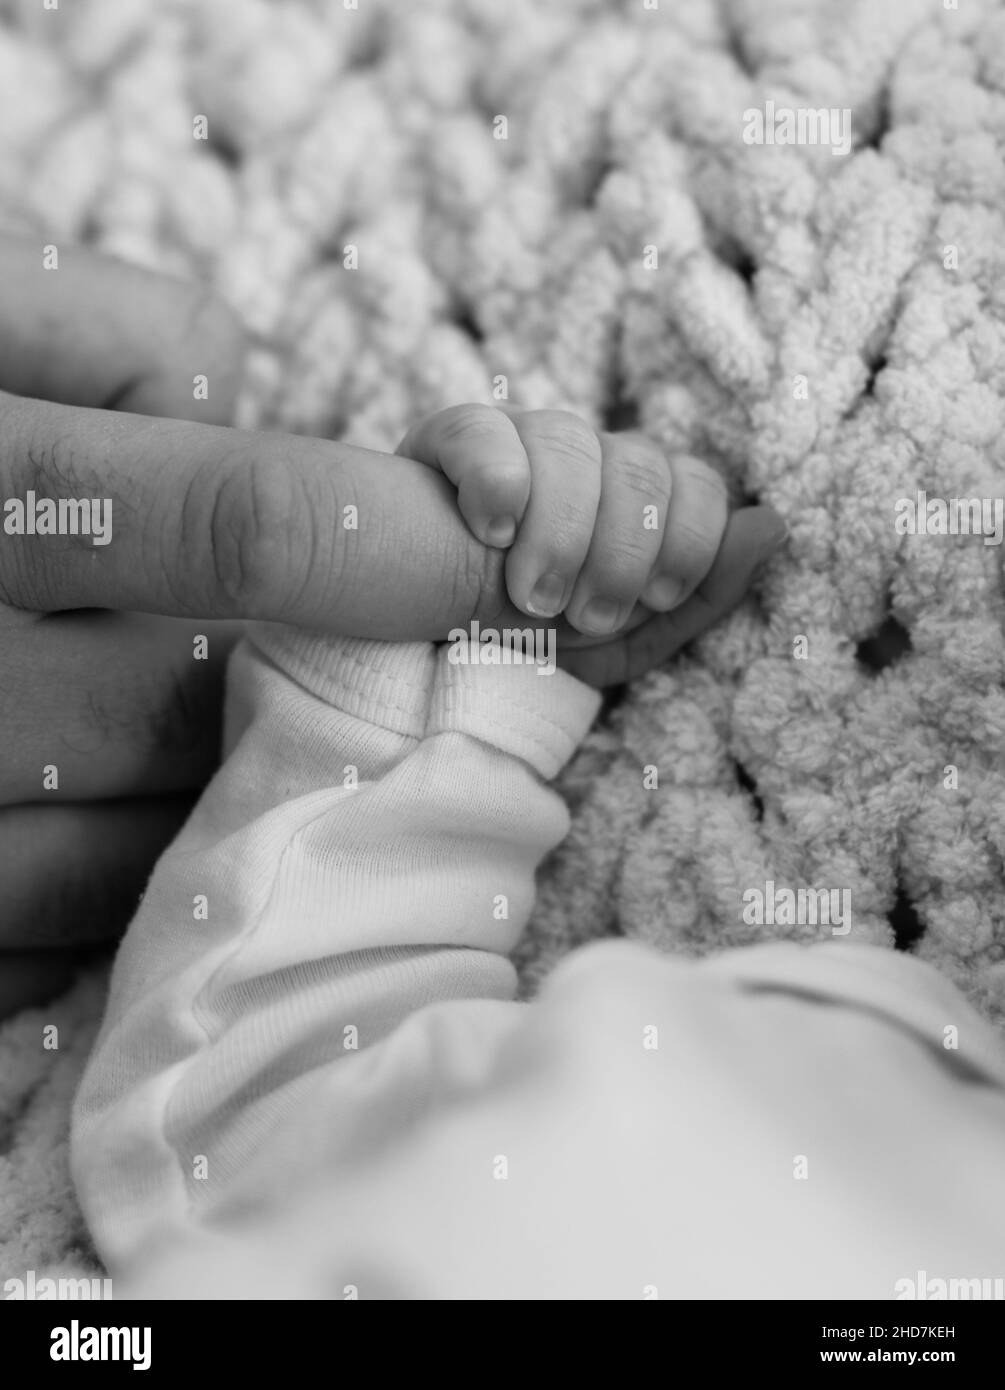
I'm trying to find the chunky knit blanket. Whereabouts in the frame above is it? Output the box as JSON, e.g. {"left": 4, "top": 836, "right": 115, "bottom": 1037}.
{"left": 3, "top": 0, "right": 1005, "bottom": 1286}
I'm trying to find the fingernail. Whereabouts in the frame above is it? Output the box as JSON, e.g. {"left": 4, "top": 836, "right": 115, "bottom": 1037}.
{"left": 485, "top": 515, "right": 516, "bottom": 547}
{"left": 527, "top": 572, "right": 567, "bottom": 616}
{"left": 577, "top": 597, "right": 624, "bottom": 635}
{"left": 641, "top": 575, "right": 684, "bottom": 611}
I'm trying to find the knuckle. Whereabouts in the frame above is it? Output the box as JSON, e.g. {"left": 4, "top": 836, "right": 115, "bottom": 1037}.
{"left": 434, "top": 403, "right": 506, "bottom": 446}
{"left": 584, "top": 544, "right": 653, "bottom": 599}
{"left": 589, "top": 547, "right": 653, "bottom": 597}
{"left": 677, "top": 510, "right": 727, "bottom": 553}
{"left": 675, "top": 454, "right": 729, "bottom": 505}
{"left": 191, "top": 449, "right": 307, "bottom": 613}
{"left": 536, "top": 527, "right": 591, "bottom": 573}
{"left": 663, "top": 519, "right": 722, "bottom": 584}
{"left": 525, "top": 410, "right": 602, "bottom": 469}
{"left": 607, "top": 440, "right": 669, "bottom": 500}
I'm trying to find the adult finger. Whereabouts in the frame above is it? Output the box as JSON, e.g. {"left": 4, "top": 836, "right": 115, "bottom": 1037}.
{"left": 0, "top": 796, "right": 195, "bottom": 949}
{"left": 0, "top": 613, "right": 239, "bottom": 805}
{"left": 0, "top": 948, "right": 93, "bottom": 1021}
{"left": 0, "top": 234, "right": 246, "bottom": 424}
{"left": 0, "top": 395, "right": 504, "bottom": 640}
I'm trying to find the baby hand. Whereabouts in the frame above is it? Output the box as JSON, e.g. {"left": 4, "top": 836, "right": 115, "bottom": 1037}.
{"left": 397, "top": 404, "right": 736, "bottom": 636}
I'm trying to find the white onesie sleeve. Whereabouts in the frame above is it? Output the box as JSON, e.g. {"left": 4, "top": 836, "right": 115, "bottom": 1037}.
{"left": 71, "top": 624, "right": 1005, "bottom": 1300}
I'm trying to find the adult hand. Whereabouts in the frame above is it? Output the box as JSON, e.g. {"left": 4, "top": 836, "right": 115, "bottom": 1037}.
{"left": 0, "top": 236, "right": 247, "bottom": 1016}
{"left": 0, "top": 234, "right": 527, "bottom": 1016}
{"left": 0, "top": 236, "right": 777, "bottom": 1018}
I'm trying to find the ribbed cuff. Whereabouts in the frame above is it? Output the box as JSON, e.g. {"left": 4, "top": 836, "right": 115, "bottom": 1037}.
{"left": 428, "top": 644, "right": 601, "bottom": 779}
{"left": 247, "top": 622, "right": 437, "bottom": 735}
{"left": 245, "top": 622, "right": 601, "bottom": 779}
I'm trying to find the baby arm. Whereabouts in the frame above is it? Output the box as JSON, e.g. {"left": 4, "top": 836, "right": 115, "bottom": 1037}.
{"left": 71, "top": 408, "right": 781, "bottom": 1288}
{"left": 71, "top": 622, "right": 600, "bottom": 1276}
{"left": 78, "top": 623, "right": 1005, "bottom": 1303}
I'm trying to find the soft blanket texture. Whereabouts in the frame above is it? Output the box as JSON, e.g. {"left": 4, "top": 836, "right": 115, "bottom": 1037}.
{"left": 3, "top": 0, "right": 1005, "bottom": 1283}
